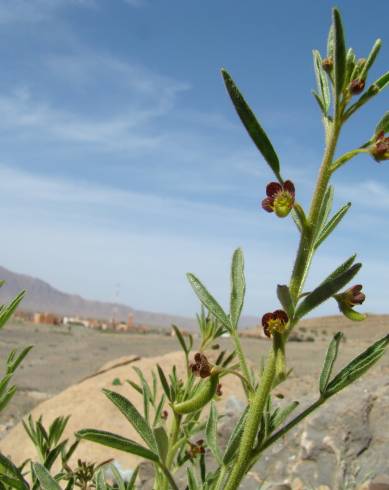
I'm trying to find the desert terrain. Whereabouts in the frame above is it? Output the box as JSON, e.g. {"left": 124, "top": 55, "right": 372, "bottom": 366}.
{"left": 1, "top": 313, "right": 389, "bottom": 439}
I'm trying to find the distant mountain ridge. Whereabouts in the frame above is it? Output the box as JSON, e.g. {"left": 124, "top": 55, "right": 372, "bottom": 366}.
{"left": 0, "top": 266, "right": 257, "bottom": 329}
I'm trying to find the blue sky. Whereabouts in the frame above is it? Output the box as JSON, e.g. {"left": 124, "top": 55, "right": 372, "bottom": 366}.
{"left": 0, "top": 0, "right": 388, "bottom": 319}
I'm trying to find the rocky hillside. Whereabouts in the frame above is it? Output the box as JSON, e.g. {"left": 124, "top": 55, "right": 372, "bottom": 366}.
{"left": 0, "top": 265, "right": 258, "bottom": 329}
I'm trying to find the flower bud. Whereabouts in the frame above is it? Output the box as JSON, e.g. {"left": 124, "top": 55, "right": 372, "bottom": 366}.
{"left": 335, "top": 284, "right": 365, "bottom": 308}
{"left": 261, "top": 310, "right": 289, "bottom": 338}
{"left": 369, "top": 131, "right": 389, "bottom": 162}
{"left": 349, "top": 78, "right": 365, "bottom": 95}
{"left": 261, "top": 181, "right": 295, "bottom": 218}
{"left": 216, "top": 383, "right": 223, "bottom": 397}
{"left": 322, "top": 57, "right": 333, "bottom": 72}
{"left": 334, "top": 285, "right": 366, "bottom": 322}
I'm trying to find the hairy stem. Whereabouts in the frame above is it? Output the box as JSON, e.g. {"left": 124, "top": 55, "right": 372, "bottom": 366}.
{"left": 231, "top": 331, "right": 252, "bottom": 396}
{"left": 160, "top": 413, "right": 182, "bottom": 490}
{"left": 289, "top": 121, "right": 341, "bottom": 303}
{"left": 224, "top": 350, "right": 276, "bottom": 490}
{"left": 214, "top": 466, "right": 227, "bottom": 490}
{"left": 226, "top": 116, "right": 343, "bottom": 490}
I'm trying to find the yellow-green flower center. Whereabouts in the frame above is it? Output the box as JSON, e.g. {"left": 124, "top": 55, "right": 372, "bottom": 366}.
{"left": 267, "top": 318, "right": 287, "bottom": 335}
{"left": 273, "top": 191, "right": 294, "bottom": 217}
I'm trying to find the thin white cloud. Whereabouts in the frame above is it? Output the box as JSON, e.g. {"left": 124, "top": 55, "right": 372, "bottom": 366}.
{"left": 0, "top": 52, "right": 189, "bottom": 152}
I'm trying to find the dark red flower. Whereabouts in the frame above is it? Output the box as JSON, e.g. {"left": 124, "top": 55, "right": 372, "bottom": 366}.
{"left": 187, "top": 439, "right": 205, "bottom": 459}
{"left": 370, "top": 131, "right": 389, "bottom": 162}
{"left": 261, "top": 181, "right": 295, "bottom": 218}
{"left": 349, "top": 78, "right": 365, "bottom": 95}
{"left": 190, "top": 352, "right": 212, "bottom": 378}
{"left": 261, "top": 310, "right": 289, "bottom": 338}
{"left": 336, "top": 284, "right": 366, "bottom": 308}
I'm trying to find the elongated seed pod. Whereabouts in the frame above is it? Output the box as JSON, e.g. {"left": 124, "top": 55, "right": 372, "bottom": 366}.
{"left": 173, "top": 374, "right": 219, "bottom": 414}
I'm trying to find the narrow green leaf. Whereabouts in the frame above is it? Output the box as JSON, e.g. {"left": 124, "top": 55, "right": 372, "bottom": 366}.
{"left": 0, "top": 385, "right": 16, "bottom": 412}
{"left": 360, "top": 39, "right": 382, "bottom": 80}
{"left": 327, "top": 23, "right": 334, "bottom": 59}
{"left": 292, "top": 203, "right": 307, "bottom": 232}
{"left": 0, "top": 475, "right": 28, "bottom": 490}
{"left": 187, "top": 467, "right": 199, "bottom": 490}
{"left": 157, "top": 364, "right": 171, "bottom": 402}
{"left": 76, "top": 429, "right": 159, "bottom": 462}
{"left": 345, "top": 48, "right": 356, "bottom": 84}
{"left": 315, "top": 185, "right": 334, "bottom": 239}
{"left": 127, "top": 466, "right": 139, "bottom": 490}
{"left": 338, "top": 303, "right": 366, "bottom": 322}
{"left": 153, "top": 426, "right": 168, "bottom": 463}
{"left": 221, "top": 69, "right": 281, "bottom": 181}
{"left": 221, "top": 350, "right": 236, "bottom": 368}
{"left": 325, "top": 334, "right": 389, "bottom": 396}
{"left": 314, "top": 202, "right": 351, "bottom": 249}
{"left": 48, "top": 415, "right": 69, "bottom": 447}
{"left": 291, "top": 208, "right": 302, "bottom": 233}
{"left": 276, "top": 285, "right": 294, "bottom": 318}
{"left": 312, "top": 90, "right": 326, "bottom": 114}
{"left": 7, "top": 346, "right": 33, "bottom": 374}
{"left": 32, "top": 463, "right": 61, "bottom": 490}
{"left": 313, "top": 50, "right": 330, "bottom": 114}
{"left": 153, "top": 394, "right": 166, "bottom": 426}
{"left": 36, "top": 420, "right": 49, "bottom": 443}
{"left": 0, "top": 452, "right": 29, "bottom": 490}
{"left": 0, "top": 291, "right": 25, "bottom": 329}
{"left": 62, "top": 439, "right": 79, "bottom": 464}
{"left": 109, "top": 464, "right": 125, "bottom": 490}
{"left": 230, "top": 248, "right": 245, "bottom": 330}
{"left": 222, "top": 408, "right": 248, "bottom": 465}
{"left": 132, "top": 367, "right": 153, "bottom": 402}
{"left": 95, "top": 469, "right": 107, "bottom": 490}
{"left": 103, "top": 389, "right": 157, "bottom": 452}
{"left": 271, "top": 401, "right": 299, "bottom": 430}
{"left": 171, "top": 325, "right": 188, "bottom": 354}
{"left": 0, "top": 374, "right": 12, "bottom": 397}
{"left": 295, "top": 262, "right": 361, "bottom": 321}
{"left": 206, "top": 402, "right": 222, "bottom": 464}
{"left": 45, "top": 440, "right": 67, "bottom": 471}
{"left": 333, "top": 8, "right": 347, "bottom": 105}
{"left": 126, "top": 380, "right": 143, "bottom": 395}
{"left": 375, "top": 111, "right": 389, "bottom": 134}
{"left": 187, "top": 273, "right": 230, "bottom": 330}
{"left": 319, "top": 332, "right": 344, "bottom": 395}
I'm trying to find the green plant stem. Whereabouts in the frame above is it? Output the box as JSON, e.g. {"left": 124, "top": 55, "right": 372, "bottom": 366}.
{"left": 161, "top": 413, "right": 181, "bottom": 490}
{"left": 289, "top": 121, "right": 341, "bottom": 304}
{"left": 231, "top": 331, "right": 252, "bottom": 396}
{"left": 214, "top": 466, "right": 227, "bottom": 490}
{"left": 220, "top": 367, "right": 251, "bottom": 392}
{"left": 330, "top": 148, "right": 368, "bottom": 172}
{"left": 248, "top": 397, "right": 325, "bottom": 470}
{"left": 158, "top": 463, "right": 179, "bottom": 490}
{"left": 224, "top": 350, "right": 276, "bottom": 490}
{"left": 226, "top": 117, "right": 343, "bottom": 490}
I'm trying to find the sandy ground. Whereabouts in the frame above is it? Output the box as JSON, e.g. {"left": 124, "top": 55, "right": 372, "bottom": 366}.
{"left": 1, "top": 316, "right": 389, "bottom": 437}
